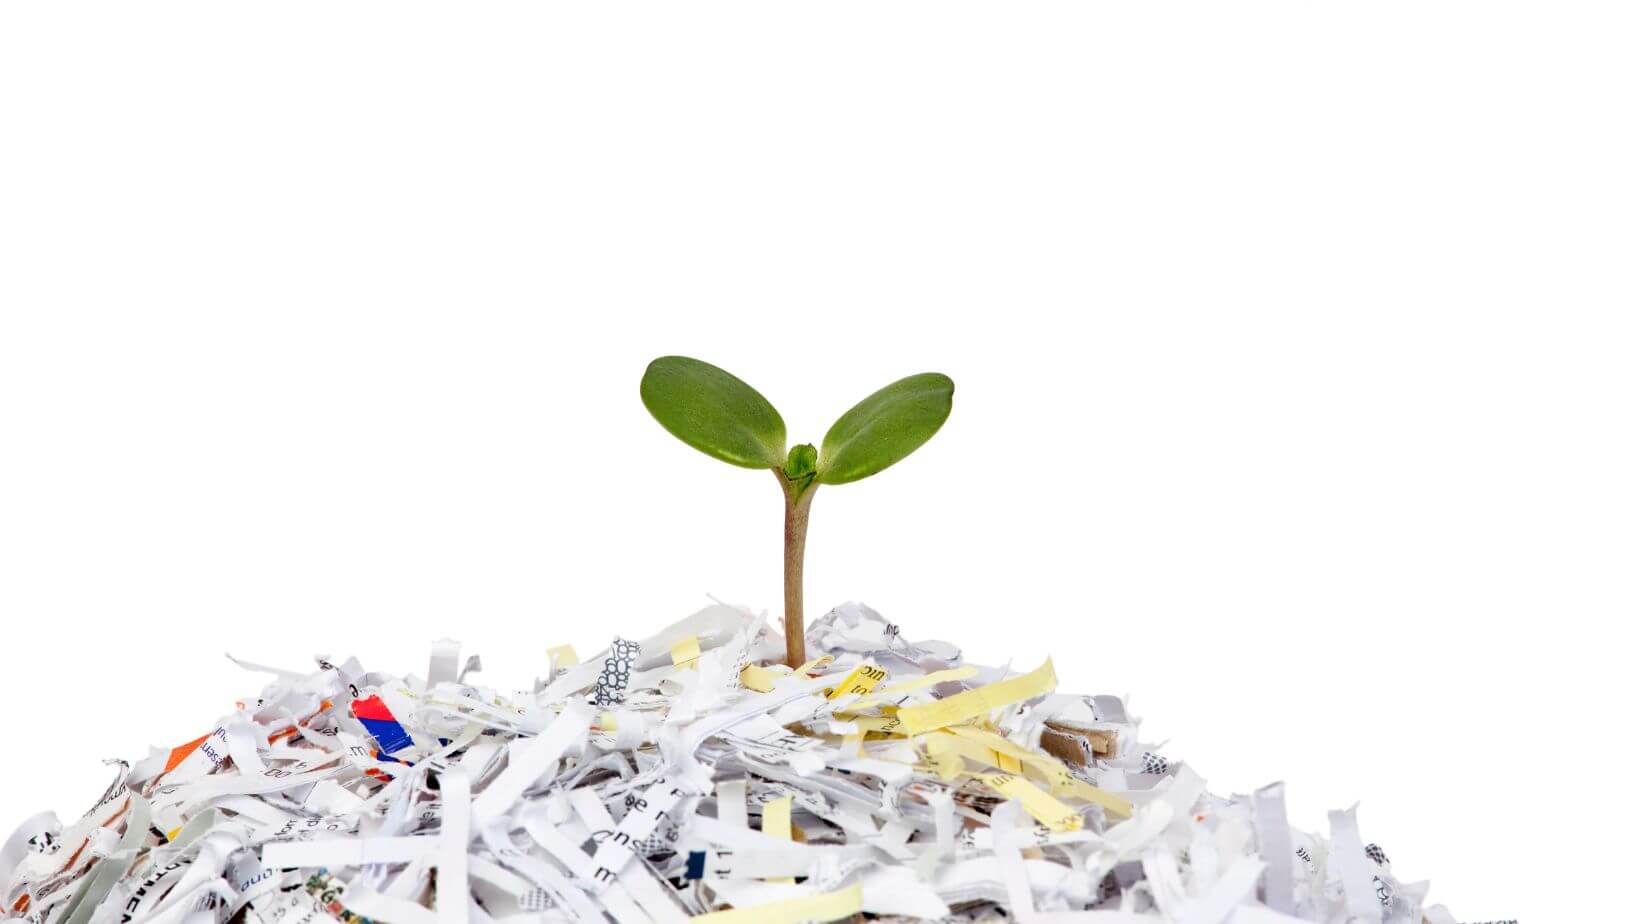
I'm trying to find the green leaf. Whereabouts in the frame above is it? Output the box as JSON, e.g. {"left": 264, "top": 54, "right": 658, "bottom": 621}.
{"left": 783, "top": 443, "right": 818, "bottom": 481}
{"left": 782, "top": 443, "right": 819, "bottom": 497}
{"left": 817, "top": 372, "right": 954, "bottom": 485}
{"left": 640, "top": 356, "right": 787, "bottom": 468}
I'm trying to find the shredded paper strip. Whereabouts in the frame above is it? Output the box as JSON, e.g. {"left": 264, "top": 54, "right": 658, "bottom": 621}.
{"left": 0, "top": 603, "right": 1506, "bottom": 923}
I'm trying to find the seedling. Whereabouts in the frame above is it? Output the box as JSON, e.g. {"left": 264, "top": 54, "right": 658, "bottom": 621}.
{"left": 641, "top": 356, "right": 954, "bottom": 667}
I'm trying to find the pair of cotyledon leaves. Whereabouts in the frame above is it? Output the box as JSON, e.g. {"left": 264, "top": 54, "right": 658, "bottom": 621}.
{"left": 640, "top": 356, "right": 953, "bottom": 486}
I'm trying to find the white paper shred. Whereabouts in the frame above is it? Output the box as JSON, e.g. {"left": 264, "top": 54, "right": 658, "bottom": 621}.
{"left": 0, "top": 602, "right": 1503, "bottom": 923}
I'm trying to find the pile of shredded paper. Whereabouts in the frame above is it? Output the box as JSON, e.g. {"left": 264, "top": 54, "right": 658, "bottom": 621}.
{"left": 1, "top": 603, "right": 1504, "bottom": 924}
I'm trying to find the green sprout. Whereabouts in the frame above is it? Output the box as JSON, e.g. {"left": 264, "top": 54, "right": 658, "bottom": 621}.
{"left": 640, "top": 356, "right": 954, "bottom": 667}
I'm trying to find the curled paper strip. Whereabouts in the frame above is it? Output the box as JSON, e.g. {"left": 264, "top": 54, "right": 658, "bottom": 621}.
{"left": 593, "top": 638, "right": 642, "bottom": 707}
{"left": 0, "top": 602, "right": 1495, "bottom": 922}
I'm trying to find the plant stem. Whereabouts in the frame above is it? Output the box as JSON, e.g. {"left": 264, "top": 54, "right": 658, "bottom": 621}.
{"left": 778, "top": 470, "right": 817, "bottom": 668}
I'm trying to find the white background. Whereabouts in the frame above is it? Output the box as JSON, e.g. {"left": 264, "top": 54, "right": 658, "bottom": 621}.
{"left": 2, "top": 4, "right": 1635, "bottom": 920}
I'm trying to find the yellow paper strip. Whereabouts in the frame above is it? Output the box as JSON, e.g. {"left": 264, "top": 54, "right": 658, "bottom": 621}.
{"left": 921, "top": 735, "right": 969, "bottom": 780}
{"left": 893, "top": 659, "right": 1057, "bottom": 737}
{"left": 670, "top": 635, "right": 702, "bottom": 669}
{"left": 945, "top": 726, "right": 1132, "bottom": 819}
{"left": 1061, "top": 775, "right": 1134, "bottom": 820}
{"left": 928, "top": 748, "right": 963, "bottom": 781}
{"left": 845, "top": 713, "right": 902, "bottom": 734}
{"left": 923, "top": 730, "right": 995, "bottom": 767}
{"left": 741, "top": 655, "right": 834, "bottom": 693}
{"left": 690, "top": 882, "right": 863, "bottom": 923}
{"left": 740, "top": 664, "right": 779, "bottom": 693}
{"left": 547, "top": 644, "right": 579, "bottom": 668}
{"left": 979, "top": 772, "right": 1083, "bottom": 832}
{"left": 796, "top": 655, "right": 835, "bottom": 675}
{"left": 761, "top": 795, "right": 795, "bottom": 883}
{"left": 761, "top": 795, "right": 793, "bottom": 841}
{"left": 826, "top": 662, "right": 887, "bottom": 700}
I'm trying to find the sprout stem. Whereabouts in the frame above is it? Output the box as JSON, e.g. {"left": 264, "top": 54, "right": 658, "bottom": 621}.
{"left": 777, "top": 471, "right": 817, "bottom": 667}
